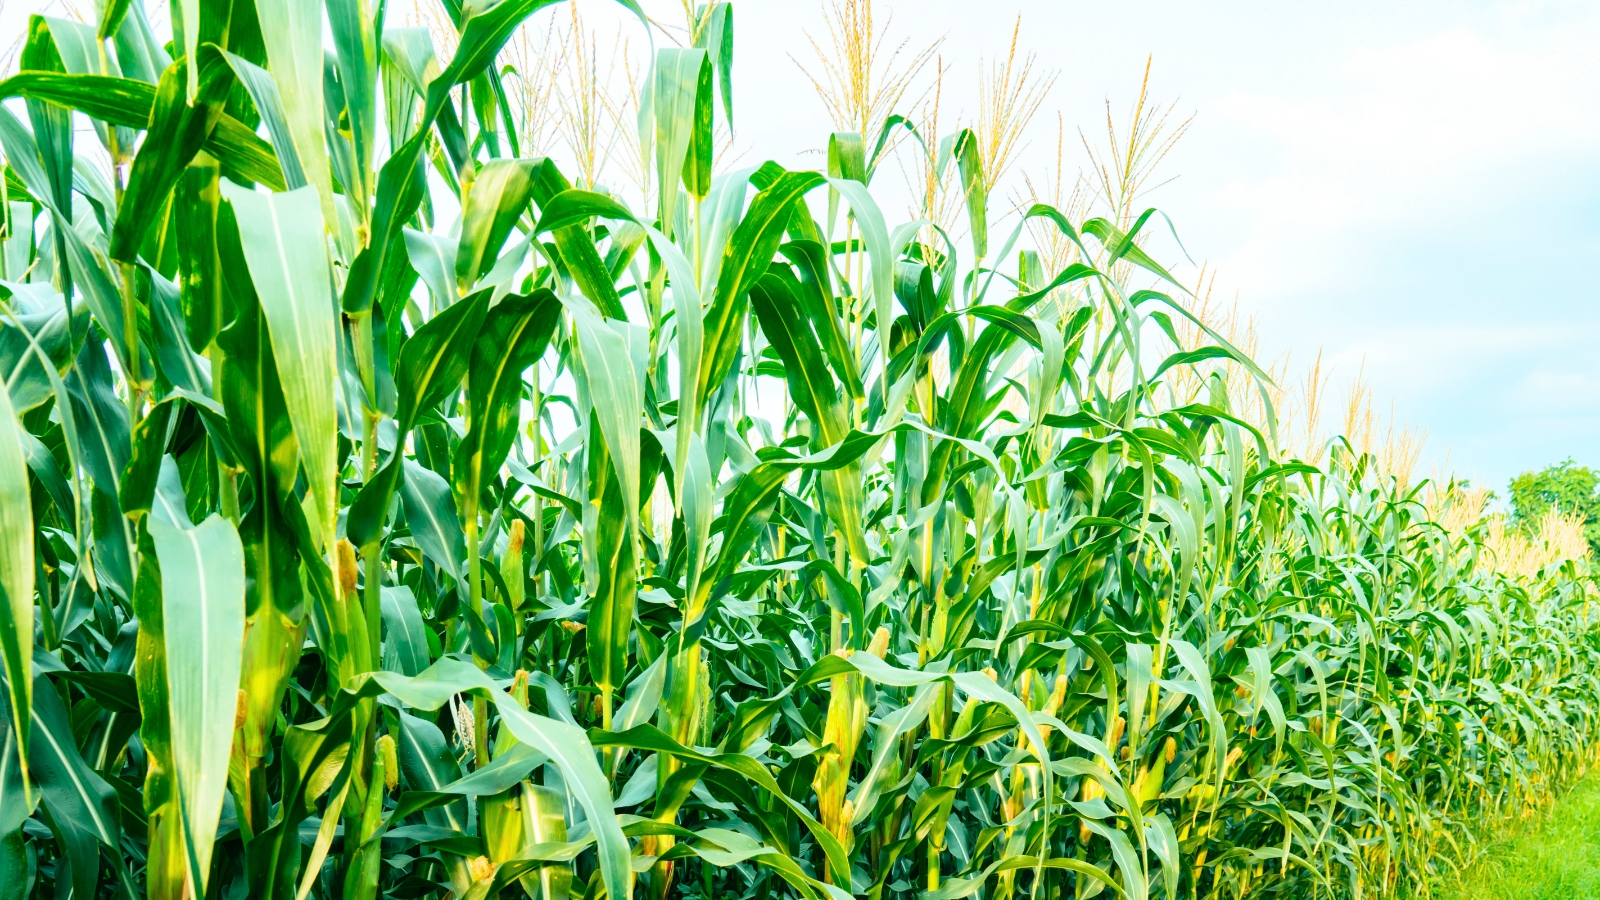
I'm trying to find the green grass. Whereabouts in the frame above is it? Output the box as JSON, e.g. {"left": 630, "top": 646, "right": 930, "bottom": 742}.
{"left": 1446, "top": 771, "right": 1600, "bottom": 900}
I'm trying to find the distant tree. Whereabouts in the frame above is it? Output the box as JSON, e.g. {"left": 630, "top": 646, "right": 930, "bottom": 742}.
{"left": 1508, "top": 459, "right": 1600, "bottom": 556}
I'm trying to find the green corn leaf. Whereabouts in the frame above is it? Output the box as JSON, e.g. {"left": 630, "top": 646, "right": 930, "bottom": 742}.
{"left": 651, "top": 48, "right": 710, "bottom": 234}
{"left": 1125, "top": 643, "right": 1153, "bottom": 756}
{"left": 1246, "top": 646, "right": 1288, "bottom": 755}
{"left": 326, "top": 0, "right": 379, "bottom": 211}
{"left": 1084, "top": 819, "right": 1148, "bottom": 900}
{"left": 174, "top": 156, "right": 224, "bottom": 352}
{"left": 145, "top": 271, "right": 210, "bottom": 394}
{"left": 693, "top": 167, "right": 752, "bottom": 297}
{"left": 827, "top": 131, "right": 865, "bottom": 183}
{"left": 680, "top": 431, "right": 714, "bottom": 612}
{"left": 18, "top": 429, "right": 71, "bottom": 523}
{"left": 532, "top": 188, "right": 638, "bottom": 235}
{"left": 456, "top": 158, "right": 536, "bottom": 290}
{"left": 0, "top": 70, "right": 154, "bottom": 131}
{"left": 701, "top": 169, "right": 824, "bottom": 401}
{"left": 1149, "top": 346, "right": 1237, "bottom": 382}
{"left": 403, "top": 227, "right": 460, "bottom": 310}
{"left": 110, "top": 55, "right": 230, "bottom": 262}
{"left": 219, "top": 182, "right": 340, "bottom": 538}
{"left": 341, "top": 130, "right": 425, "bottom": 315}
{"left": 749, "top": 272, "right": 845, "bottom": 438}
{"left": 365, "top": 658, "right": 632, "bottom": 900}
{"left": 118, "top": 398, "right": 176, "bottom": 520}
{"left": 110, "top": 3, "right": 167, "bottom": 84}
{"left": 453, "top": 289, "right": 560, "bottom": 510}
{"left": 67, "top": 340, "right": 136, "bottom": 597}
{"left": 706, "top": 460, "right": 793, "bottom": 591}
{"left": 215, "top": 273, "right": 301, "bottom": 500}
{"left": 1168, "top": 638, "right": 1228, "bottom": 786}
{"left": 199, "top": 116, "right": 288, "bottom": 190}
{"left": 97, "top": 0, "right": 133, "bottom": 41}
{"left": 694, "top": 3, "right": 734, "bottom": 127}
{"left": 0, "top": 685, "right": 31, "bottom": 855}
{"left": 941, "top": 128, "right": 987, "bottom": 259}
{"left": 395, "top": 287, "right": 490, "bottom": 433}
{"left": 1146, "top": 813, "right": 1181, "bottom": 900}
{"left": 395, "top": 710, "right": 467, "bottom": 831}
{"left": 826, "top": 176, "right": 892, "bottom": 375}
{"left": 583, "top": 424, "right": 637, "bottom": 701}
{"left": 19, "top": 17, "right": 74, "bottom": 228}
{"left": 780, "top": 239, "right": 862, "bottom": 399}
{"left": 380, "top": 585, "right": 431, "bottom": 677}
{"left": 60, "top": 224, "right": 135, "bottom": 372}
{"left": 1082, "top": 212, "right": 1180, "bottom": 287}
{"left": 530, "top": 161, "right": 626, "bottom": 318}
{"left": 347, "top": 452, "right": 403, "bottom": 550}
{"left": 27, "top": 671, "right": 125, "bottom": 900}
{"left": 748, "top": 272, "right": 867, "bottom": 565}
{"left": 216, "top": 49, "right": 308, "bottom": 190}
{"left": 680, "top": 48, "right": 715, "bottom": 202}
{"left": 0, "top": 292, "right": 71, "bottom": 414}
{"left": 256, "top": 0, "right": 332, "bottom": 218}
{"left": 400, "top": 459, "right": 466, "bottom": 585}
{"left": 568, "top": 302, "right": 643, "bottom": 540}
{"left": 0, "top": 380, "right": 30, "bottom": 782}
{"left": 149, "top": 511, "right": 246, "bottom": 892}
{"left": 440, "top": 742, "right": 546, "bottom": 797}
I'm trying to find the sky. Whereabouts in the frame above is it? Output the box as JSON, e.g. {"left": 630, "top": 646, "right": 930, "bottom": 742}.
{"left": 10, "top": 0, "right": 1599, "bottom": 495}
{"left": 713, "top": 0, "right": 1600, "bottom": 496}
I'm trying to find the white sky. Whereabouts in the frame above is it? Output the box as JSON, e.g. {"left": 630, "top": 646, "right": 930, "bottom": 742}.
{"left": 9, "top": 0, "right": 1598, "bottom": 495}
{"left": 716, "top": 0, "right": 1600, "bottom": 495}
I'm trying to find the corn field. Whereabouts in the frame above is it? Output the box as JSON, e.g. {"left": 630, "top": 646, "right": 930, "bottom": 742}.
{"left": 0, "top": 2, "right": 1595, "bottom": 899}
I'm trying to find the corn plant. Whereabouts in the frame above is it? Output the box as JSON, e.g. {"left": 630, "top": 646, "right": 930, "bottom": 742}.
{"left": 0, "top": 2, "right": 1595, "bottom": 900}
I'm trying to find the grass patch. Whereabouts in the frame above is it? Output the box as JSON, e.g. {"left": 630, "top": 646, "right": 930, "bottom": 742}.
{"left": 1445, "top": 773, "right": 1600, "bottom": 899}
